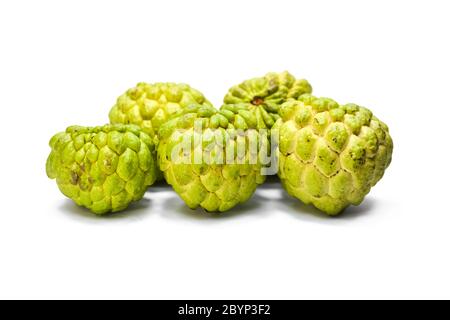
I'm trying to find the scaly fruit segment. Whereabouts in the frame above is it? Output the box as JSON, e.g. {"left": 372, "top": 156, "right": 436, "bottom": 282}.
{"left": 222, "top": 71, "right": 313, "bottom": 129}
{"left": 158, "top": 105, "right": 268, "bottom": 212}
{"left": 275, "top": 94, "right": 393, "bottom": 215}
{"left": 46, "top": 124, "right": 157, "bottom": 214}
{"left": 109, "top": 82, "right": 212, "bottom": 140}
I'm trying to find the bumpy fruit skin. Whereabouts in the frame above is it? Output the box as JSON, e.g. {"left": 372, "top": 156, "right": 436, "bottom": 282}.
{"left": 222, "top": 71, "right": 313, "bottom": 129}
{"left": 275, "top": 95, "right": 393, "bottom": 215}
{"left": 158, "top": 105, "right": 267, "bottom": 212}
{"left": 109, "top": 82, "right": 212, "bottom": 140}
{"left": 46, "top": 124, "right": 157, "bottom": 214}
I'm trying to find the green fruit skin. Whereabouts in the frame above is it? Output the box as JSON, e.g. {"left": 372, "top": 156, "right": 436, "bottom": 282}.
{"left": 274, "top": 95, "right": 393, "bottom": 215}
{"left": 109, "top": 82, "right": 212, "bottom": 181}
{"left": 157, "top": 105, "right": 267, "bottom": 212}
{"left": 222, "top": 71, "right": 313, "bottom": 129}
{"left": 109, "top": 82, "right": 212, "bottom": 140}
{"left": 46, "top": 124, "right": 157, "bottom": 214}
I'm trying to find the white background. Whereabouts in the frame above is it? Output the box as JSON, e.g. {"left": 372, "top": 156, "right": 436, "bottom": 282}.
{"left": 0, "top": 0, "right": 449, "bottom": 299}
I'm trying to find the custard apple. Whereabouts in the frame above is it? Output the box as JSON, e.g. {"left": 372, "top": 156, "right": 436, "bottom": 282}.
{"left": 275, "top": 94, "right": 393, "bottom": 215}
{"left": 109, "top": 82, "right": 212, "bottom": 140}
{"left": 222, "top": 71, "right": 313, "bottom": 129}
{"left": 157, "top": 105, "right": 268, "bottom": 212}
{"left": 46, "top": 124, "right": 157, "bottom": 214}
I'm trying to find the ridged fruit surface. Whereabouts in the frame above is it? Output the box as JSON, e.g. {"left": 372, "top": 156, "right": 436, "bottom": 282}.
{"left": 275, "top": 94, "right": 393, "bottom": 215}
{"left": 222, "top": 71, "right": 313, "bottom": 129}
{"left": 46, "top": 124, "right": 157, "bottom": 214}
{"left": 109, "top": 82, "right": 212, "bottom": 140}
{"left": 158, "top": 105, "right": 268, "bottom": 212}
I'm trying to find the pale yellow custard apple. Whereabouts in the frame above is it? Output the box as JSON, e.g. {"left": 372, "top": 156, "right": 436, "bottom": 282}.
{"left": 274, "top": 94, "right": 393, "bottom": 215}
{"left": 157, "top": 105, "right": 268, "bottom": 212}
{"left": 222, "top": 71, "right": 313, "bottom": 129}
{"left": 109, "top": 82, "right": 212, "bottom": 140}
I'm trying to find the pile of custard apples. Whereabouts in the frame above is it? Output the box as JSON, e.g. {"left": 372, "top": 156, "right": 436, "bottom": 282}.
{"left": 47, "top": 72, "right": 393, "bottom": 216}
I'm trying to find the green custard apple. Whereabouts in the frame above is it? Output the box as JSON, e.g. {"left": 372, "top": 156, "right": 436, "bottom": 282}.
{"left": 157, "top": 105, "right": 269, "bottom": 212}
{"left": 109, "top": 82, "right": 212, "bottom": 140}
{"left": 275, "top": 94, "right": 393, "bottom": 215}
{"left": 46, "top": 124, "right": 157, "bottom": 214}
{"left": 222, "top": 71, "right": 313, "bottom": 129}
